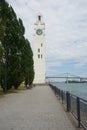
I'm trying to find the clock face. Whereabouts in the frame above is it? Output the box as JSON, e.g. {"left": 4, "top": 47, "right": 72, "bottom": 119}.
{"left": 36, "top": 29, "right": 43, "bottom": 35}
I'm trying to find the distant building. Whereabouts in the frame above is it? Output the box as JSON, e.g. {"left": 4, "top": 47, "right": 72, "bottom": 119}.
{"left": 33, "top": 13, "right": 46, "bottom": 84}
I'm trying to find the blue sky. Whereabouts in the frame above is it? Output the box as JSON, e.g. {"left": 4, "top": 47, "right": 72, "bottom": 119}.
{"left": 6, "top": 0, "right": 87, "bottom": 77}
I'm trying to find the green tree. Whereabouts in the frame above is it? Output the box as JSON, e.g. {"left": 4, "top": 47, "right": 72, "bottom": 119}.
{"left": 2, "top": 7, "right": 24, "bottom": 90}
{"left": 0, "top": 43, "right": 3, "bottom": 86}
{"left": 0, "top": 0, "right": 9, "bottom": 42}
{"left": 21, "top": 39, "right": 34, "bottom": 86}
{"left": 0, "top": 0, "right": 34, "bottom": 91}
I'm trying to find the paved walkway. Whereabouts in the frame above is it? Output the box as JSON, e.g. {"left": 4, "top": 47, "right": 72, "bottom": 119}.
{"left": 0, "top": 85, "right": 76, "bottom": 130}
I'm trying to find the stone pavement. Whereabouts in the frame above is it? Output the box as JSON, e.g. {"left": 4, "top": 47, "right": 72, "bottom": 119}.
{"left": 0, "top": 85, "right": 76, "bottom": 130}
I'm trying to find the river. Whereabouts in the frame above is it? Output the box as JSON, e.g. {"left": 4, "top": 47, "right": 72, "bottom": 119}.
{"left": 51, "top": 82, "right": 87, "bottom": 100}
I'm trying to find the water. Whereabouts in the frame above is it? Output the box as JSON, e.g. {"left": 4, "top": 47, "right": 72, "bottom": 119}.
{"left": 51, "top": 82, "right": 87, "bottom": 100}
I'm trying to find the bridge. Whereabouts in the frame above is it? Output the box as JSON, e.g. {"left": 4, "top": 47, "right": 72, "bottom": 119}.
{"left": 46, "top": 73, "right": 87, "bottom": 83}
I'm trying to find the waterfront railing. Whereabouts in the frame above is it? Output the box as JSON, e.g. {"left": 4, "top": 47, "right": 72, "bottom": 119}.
{"left": 49, "top": 84, "right": 87, "bottom": 130}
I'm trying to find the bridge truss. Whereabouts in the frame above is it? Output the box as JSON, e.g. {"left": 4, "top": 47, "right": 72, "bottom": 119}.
{"left": 46, "top": 73, "right": 87, "bottom": 83}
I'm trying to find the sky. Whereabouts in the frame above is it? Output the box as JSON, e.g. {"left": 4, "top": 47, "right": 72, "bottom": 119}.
{"left": 6, "top": 0, "right": 87, "bottom": 77}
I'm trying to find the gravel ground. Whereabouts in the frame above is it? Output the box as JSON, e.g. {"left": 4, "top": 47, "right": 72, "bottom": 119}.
{"left": 0, "top": 85, "right": 76, "bottom": 130}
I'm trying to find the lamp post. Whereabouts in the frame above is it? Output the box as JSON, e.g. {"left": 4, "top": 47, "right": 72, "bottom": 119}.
{"left": 0, "top": 41, "right": 2, "bottom": 85}
{"left": 2, "top": 29, "right": 9, "bottom": 93}
{"left": 4, "top": 41, "right": 7, "bottom": 93}
{"left": 3, "top": 28, "right": 11, "bottom": 93}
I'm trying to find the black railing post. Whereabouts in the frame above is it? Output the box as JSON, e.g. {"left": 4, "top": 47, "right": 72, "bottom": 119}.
{"left": 59, "top": 89, "right": 60, "bottom": 100}
{"left": 66, "top": 91, "right": 70, "bottom": 112}
{"left": 61, "top": 90, "right": 63, "bottom": 104}
{"left": 56, "top": 87, "right": 58, "bottom": 96}
{"left": 77, "top": 97, "right": 80, "bottom": 128}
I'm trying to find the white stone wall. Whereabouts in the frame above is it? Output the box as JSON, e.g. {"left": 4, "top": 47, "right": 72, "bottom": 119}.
{"left": 33, "top": 14, "right": 46, "bottom": 84}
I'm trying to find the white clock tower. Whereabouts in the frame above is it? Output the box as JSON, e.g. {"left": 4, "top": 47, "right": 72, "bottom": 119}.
{"left": 33, "top": 13, "right": 45, "bottom": 84}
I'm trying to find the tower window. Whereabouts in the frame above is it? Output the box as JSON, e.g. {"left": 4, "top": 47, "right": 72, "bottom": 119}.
{"left": 38, "top": 15, "right": 41, "bottom": 21}
{"left": 41, "top": 54, "right": 42, "bottom": 58}
{"left": 38, "top": 48, "right": 40, "bottom": 52}
{"left": 38, "top": 54, "right": 40, "bottom": 58}
{"left": 41, "top": 43, "right": 42, "bottom": 47}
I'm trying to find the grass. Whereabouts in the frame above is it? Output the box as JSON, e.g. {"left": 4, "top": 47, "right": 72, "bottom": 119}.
{"left": 0, "top": 87, "right": 5, "bottom": 98}
{"left": 0, "top": 83, "right": 26, "bottom": 98}
{"left": 18, "top": 83, "right": 26, "bottom": 90}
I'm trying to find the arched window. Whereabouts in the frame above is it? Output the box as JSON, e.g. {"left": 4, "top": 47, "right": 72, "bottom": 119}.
{"left": 41, "top": 43, "right": 42, "bottom": 47}
{"left": 38, "top": 54, "right": 40, "bottom": 58}
{"left": 38, "top": 15, "right": 41, "bottom": 21}
{"left": 38, "top": 48, "right": 40, "bottom": 52}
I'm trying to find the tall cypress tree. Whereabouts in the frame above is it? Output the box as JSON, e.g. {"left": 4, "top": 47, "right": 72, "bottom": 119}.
{"left": 0, "top": 0, "right": 34, "bottom": 91}
{"left": 21, "top": 39, "right": 34, "bottom": 86}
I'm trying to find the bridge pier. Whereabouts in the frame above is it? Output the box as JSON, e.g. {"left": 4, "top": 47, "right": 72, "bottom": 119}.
{"left": 80, "top": 78, "right": 82, "bottom": 82}
{"left": 66, "top": 77, "right": 68, "bottom": 84}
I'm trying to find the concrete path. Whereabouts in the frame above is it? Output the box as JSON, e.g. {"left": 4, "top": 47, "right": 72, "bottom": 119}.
{"left": 0, "top": 85, "right": 76, "bottom": 130}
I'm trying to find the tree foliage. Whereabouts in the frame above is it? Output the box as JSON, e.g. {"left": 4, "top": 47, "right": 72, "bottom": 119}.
{"left": 0, "top": 0, "right": 34, "bottom": 91}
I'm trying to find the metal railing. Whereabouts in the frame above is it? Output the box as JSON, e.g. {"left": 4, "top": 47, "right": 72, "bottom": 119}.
{"left": 49, "top": 84, "right": 87, "bottom": 130}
